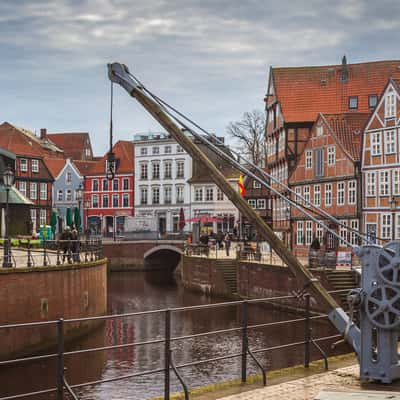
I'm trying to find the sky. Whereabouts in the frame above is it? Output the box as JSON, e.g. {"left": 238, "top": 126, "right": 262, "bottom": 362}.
{"left": 1, "top": 0, "right": 400, "bottom": 156}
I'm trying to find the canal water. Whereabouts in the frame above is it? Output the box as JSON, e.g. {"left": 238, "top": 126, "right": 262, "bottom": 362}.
{"left": 1, "top": 271, "right": 347, "bottom": 399}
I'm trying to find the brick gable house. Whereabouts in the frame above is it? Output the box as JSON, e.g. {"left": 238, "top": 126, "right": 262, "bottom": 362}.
{"left": 290, "top": 113, "right": 368, "bottom": 258}
{"left": 362, "top": 77, "right": 400, "bottom": 243}
{"left": 46, "top": 131, "right": 94, "bottom": 160}
{"left": 265, "top": 58, "right": 400, "bottom": 248}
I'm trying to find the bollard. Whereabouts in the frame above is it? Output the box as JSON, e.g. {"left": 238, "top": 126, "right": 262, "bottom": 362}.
{"left": 241, "top": 301, "right": 248, "bottom": 383}
{"left": 304, "top": 293, "right": 311, "bottom": 368}
{"left": 27, "top": 240, "right": 32, "bottom": 268}
{"left": 164, "top": 309, "right": 171, "bottom": 400}
{"left": 57, "top": 318, "right": 65, "bottom": 400}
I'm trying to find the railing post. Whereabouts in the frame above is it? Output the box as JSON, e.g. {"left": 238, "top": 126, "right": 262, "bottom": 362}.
{"left": 56, "top": 241, "right": 61, "bottom": 266}
{"left": 57, "top": 318, "right": 65, "bottom": 400}
{"left": 27, "top": 240, "right": 32, "bottom": 268}
{"left": 304, "top": 293, "right": 311, "bottom": 368}
{"left": 164, "top": 309, "right": 171, "bottom": 400}
{"left": 241, "top": 300, "right": 248, "bottom": 383}
{"left": 43, "top": 238, "right": 48, "bottom": 267}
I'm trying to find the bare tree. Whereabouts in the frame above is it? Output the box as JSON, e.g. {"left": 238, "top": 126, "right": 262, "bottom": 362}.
{"left": 226, "top": 110, "right": 266, "bottom": 166}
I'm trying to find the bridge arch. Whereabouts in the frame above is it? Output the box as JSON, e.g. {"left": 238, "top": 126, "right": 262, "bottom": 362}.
{"left": 143, "top": 245, "right": 183, "bottom": 259}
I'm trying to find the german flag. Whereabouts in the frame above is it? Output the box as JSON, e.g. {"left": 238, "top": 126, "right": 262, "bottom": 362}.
{"left": 238, "top": 175, "right": 246, "bottom": 197}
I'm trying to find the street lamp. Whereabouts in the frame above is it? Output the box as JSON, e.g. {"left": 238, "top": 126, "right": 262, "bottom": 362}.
{"left": 75, "top": 184, "right": 83, "bottom": 234}
{"left": 3, "top": 167, "right": 14, "bottom": 267}
{"left": 390, "top": 196, "right": 397, "bottom": 241}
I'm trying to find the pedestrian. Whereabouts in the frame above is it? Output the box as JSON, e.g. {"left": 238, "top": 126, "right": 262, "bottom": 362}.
{"left": 71, "top": 227, "right": 80, "bottom": 262}
{"left": 60, "top": 226, "right": 72, "bottom": 263}
{"left": 216, "top": 230, "right": 224, "bottom": 249}
{"left": 309, "top": 236, "right": 320, "bottom": 268}
{"left": 224, "top": 232, "right": 231, "bottom": 256}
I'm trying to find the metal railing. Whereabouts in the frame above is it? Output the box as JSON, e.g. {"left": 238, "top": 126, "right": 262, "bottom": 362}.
{"left": 0, "top": 290, "right": 350, "bottom": 400}
{"left": 0, "top": 239, "right": 103, "bottom": 268}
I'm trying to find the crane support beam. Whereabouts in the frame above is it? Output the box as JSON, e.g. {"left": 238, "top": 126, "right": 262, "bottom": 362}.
{"left": 107, "top": 62, "right": 360, "bottom": 352}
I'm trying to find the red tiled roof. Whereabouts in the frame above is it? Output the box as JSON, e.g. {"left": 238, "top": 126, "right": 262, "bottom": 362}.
{"left": 45, "top": 158, "right": 66, "bottom": 179}
{"left": 0, "top": 122, "right": 64, "bottom": 158}
{"left": 73, "top": 160, "right": 98, "bottom": 176}
{"left": 47, "top": 132, "right": 92, "bottom": 160}
{"left": 322, "top": 113, "right": 370, "bottom": 161}
{"left": 271, "top": 60, "right": 400, "bottom": 122}
{"left": 87, "top": 140, "right": 134, "bottom": 175}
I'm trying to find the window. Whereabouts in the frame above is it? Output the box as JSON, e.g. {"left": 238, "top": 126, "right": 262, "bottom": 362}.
{"left": 195, "top": 187, "right": 203, "bottom": 202}
{"left": 140, "top": 163, "right": 148, "bottom": 180}
{"left": 295, "top": 187, "right": 302, "bottom": 205}
{"left": 305, "top": 221, "right": 312, "bottom": 245}
{"left": 173, "top": 215, "right": 179, "bottom": 232}
{"left": 152, "top": 187, "right": 160, "bottom": 204}
{"left": 217, "top": 188, "right": 224, "bottom": 201}
{"left": 296, "top": 221, "right": 304, "bottom": 245}
{"left": 164, "top": 146, "right": 172, "bottom": 154}
{"left": 66, "top": 189, "right": 72, "bottom": 201}
{"left": 152, "top": 146, "right": 159, "bottom": 155}
{"left": 248, "top": 199, "right": 256, "bottom": 208}
{"left": 140, "top": 187, "right": 148, "bottom": 205}
{"left": 31, "top": 159, "right": 39, "bottom": 173}
{"left": 366, "top": 172, "right": 376, "bottom": 196}
{"left": 327, "top": 146, "right": 336, "bottom": 165}
{"left": 257, "top": 199, "right": 266, "bottom": 209}
{"left": 381, "top": 214, "right": 392, "bottom": 239}
{"left": 92, "top": 195, "right": 99, "bottom": 208}
{"left": 314, "top": 148, "right": 324, "bottom": 177}
{"left": 140, "top": 147, "right": 147, "bottom": 156}
{"left": 205, "top": 187, "right": 213, "bottom": 201}
{"left": 176, "top": 186, "right": 184, "bottom": 203}
{"left": 369, "top": 94, "right": 378, "bottom": 109}
{"left": 325, "top": 183, "right": 332, "bottom": 206}
{"left": 314, "top": 185, "right": 321, "bottom": 206}
{"left": 337, "top": 182, "right": 345, "bottom": 205}
{"left": 39, "top": 209, "right": 47, "bottom": 226}
{"left": 305, "top": 150, "right": 312, "bottom": 169}
{"left": 20, "top": 159, "right": 28, "bottom": 172}
{"left": 102, "top": 179, "right": 108, "bottom": 191}
{"left": 30, "top": 182, "right": 37, "bottom": 200}
{"left": 66, "top": 172, "right": 72, "bottom": 185}
{"left": 350, "top": 220, "right": 359, "bottom": 246}
{"left": 164, "top": 186, "right": 172, "bottom": 204}
{"left": 101, "top": 194, "right": 108, "bottom": 208}
{"left": 30, "top": 209, "right": 36, "bottom": 231}
{"left": 164, "top": 161, "right": 172, "bottom": 179}
{"left": 379, "top": 170, "right": 390, "bottom": 196}
{"left": 385, "top": 92, "right": 396, "bottom": 118}
{"left": 393, "top": 170, "right": 400, "bottom": 195}
{"left": 304, "top": 186, "right": 310, "bottom": 206}
{"left": 348, "top": 180, "right": 356, "bottom": 205}
{"left": 113, "top": 179, "right": 118, "bottom": 191}
{"left": 152, "top": 162, "right": 160, "bottom": 179}
{"left": 316, "top": 125, "right": 323, "bottom": 136}
{"left": 384, "top": 130, "right": 396, "bottom": 154}
{"left": 349, "top": 96, "right": 358, "bottom": 109}
{"left": 316, "top": 223, "right": 323, "bottom": 244}
{"left": 371, "top": 132, "right": 382, "bottom": 156}
{"left": 57, "top": 190, "right": 63, "bottom": 201}
{"left": 253, "top": 180, "right": 261, "bottom": 189}
{"left": 177, "top": 145, "right": 184, "bottom": 153}
{"left": 339, "top": 221, "right": 348, "bottom": 246}
{"left": 92, "top": 179, "right": 98, "bottom": 191}
{"left": 176, "top": 161, "right": 185, "bottom": 178}
{"left": 112, "top": 194, "right": 119, "bottom": 207}
{"left": 40, "top": 183, "right": 47, "bottom": 200}
{"left": 19, "top": 181, "right": 27, "bottom": 197}
{"left": 123, "top": 178, "right": 129, "bottom": 190}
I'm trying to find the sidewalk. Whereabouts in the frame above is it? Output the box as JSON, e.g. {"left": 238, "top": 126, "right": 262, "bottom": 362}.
{"left": 216, "top": 364, "right": 400, "bottom": 400}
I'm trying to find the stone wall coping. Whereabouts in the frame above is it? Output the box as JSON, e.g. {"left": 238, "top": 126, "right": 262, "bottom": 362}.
{"left": 0, "top": 258, "right": 107, "bottom": 274}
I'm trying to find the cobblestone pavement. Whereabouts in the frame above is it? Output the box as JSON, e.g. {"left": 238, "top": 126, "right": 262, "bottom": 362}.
{"left": 216, "top": 365, "right": 374, "bottom": 400}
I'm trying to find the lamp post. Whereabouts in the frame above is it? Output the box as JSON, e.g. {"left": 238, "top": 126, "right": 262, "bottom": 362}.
{"left": 3, "top": 167, "right": 14, "bottom": 268}
{"left": 75, "top": 184, "right": 83, "bottom": 235}
{"left": 390, "top": 196, "right": 397, "bottom": 241}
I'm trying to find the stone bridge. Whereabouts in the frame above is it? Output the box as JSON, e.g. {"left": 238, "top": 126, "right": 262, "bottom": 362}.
{"left": 102, "top": 240, "right": 185, "bottom": 271}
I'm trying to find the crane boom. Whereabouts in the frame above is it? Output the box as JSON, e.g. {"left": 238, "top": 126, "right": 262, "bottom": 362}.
{"left": 107, "top": 62, "right": 360, "bottom": 354}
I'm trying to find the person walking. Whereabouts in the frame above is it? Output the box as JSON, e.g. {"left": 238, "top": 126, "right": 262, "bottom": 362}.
{"left": 61, "top": 226, "right": 72, "bottom": 263}
{"left": 71, "top": 227, "right": 80, "bottom": 262}
{"left": 224, "top": 232, "right": 231, "bottom": 257}
{"left": 216, "top": 230, "right": 224, "bottom": 249}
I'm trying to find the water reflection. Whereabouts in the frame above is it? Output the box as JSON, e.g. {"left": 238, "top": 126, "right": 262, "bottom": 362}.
{"left": 0, "top": 271, "right": 348, "bottom": 400}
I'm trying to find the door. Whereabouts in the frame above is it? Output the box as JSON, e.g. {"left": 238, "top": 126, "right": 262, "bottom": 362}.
{"left": 158, "top": 216, "right": 166, "bottom": 235}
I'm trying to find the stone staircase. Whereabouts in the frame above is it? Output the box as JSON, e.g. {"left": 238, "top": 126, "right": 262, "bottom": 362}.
{"left": 217, "top": 260, "right": 238, "bottom": 295}
{"left": 325, "top": 270, "right": 357, "bottom": 306}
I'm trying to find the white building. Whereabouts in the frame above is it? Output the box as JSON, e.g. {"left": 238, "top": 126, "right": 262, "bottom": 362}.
{"left": 133, "top": 133, "right": 240, "bottom": 235}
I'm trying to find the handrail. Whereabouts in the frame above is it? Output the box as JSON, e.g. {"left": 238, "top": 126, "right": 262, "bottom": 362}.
{"left": 247, "top": 348, "right": 267, "bottom": 386}
{"left": 63, "top": 376, "right": 79, "bottom": 400}
{"left": 310, "top": 336, "right": 329, "bottom": 371}
{"left": 170, "top": 350, "right": 190, "bottom": 400}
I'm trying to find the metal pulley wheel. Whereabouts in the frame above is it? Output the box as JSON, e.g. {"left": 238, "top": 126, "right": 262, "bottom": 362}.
{"left": 376, "top": 242, "right": 400, "bottom": 287}
{"left": 365, "top": 284, "right": 400, "bottom": 329}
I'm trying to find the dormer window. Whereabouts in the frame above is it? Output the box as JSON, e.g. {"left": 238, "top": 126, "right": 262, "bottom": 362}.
{"left": 385, "top": 91, "right": 396, "bottom": 118}
{"left": 349, "top": 96, "right": 358, "bottom": 110}
{"left": 31, "top": 159, "right": 39, "bottom": 173}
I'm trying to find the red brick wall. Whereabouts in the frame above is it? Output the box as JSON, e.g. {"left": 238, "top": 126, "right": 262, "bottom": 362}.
{"left": 0, "top": 260, "right": 107, "bottom": 358}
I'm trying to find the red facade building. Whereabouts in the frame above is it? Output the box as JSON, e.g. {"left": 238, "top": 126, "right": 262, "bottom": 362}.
{"left": 84, "top": 141, "right": 134, "bottom": 236}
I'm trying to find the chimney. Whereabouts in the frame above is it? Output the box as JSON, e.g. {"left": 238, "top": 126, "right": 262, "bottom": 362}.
{"left": 341, "top": 55, "right": 348, "bottom": 82}
{"left": 40, "top": 128, "right": 47, "bottom": 140}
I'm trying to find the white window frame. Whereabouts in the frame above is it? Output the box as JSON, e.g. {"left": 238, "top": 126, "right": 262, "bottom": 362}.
{"left": 152, "top": 187, "right": 160, "bottom": 204}
{"left": 385, "top": 92, "right": 396, "bottom": 118}
{"left": 176, "top": 186, "right": 184, "bottom": 203}
{"left": 313, "top": 185, "right": 321, "bottom": 207}
{"left": 31, "top": 159, "right": 39, "bottom": 173}
{"left": 102, "top": 194, "right": 109, "bottom": 208}
{"left": 393, "top": 169, "right": 400, "bottom": 196}
{"left": 140, "top": 147, "right": 147, "bottom": 156}
{"left": 66, "top": 172, "right": 72, "bottom": 185}
{"left": 327, "top": 146, "right": 336, "bottom": 166}
{"left": 384, "top": 130, "right": 396, "bottom": 154}
{"left": 305, "top": 221, "right": 312, "bottom": 245}
{"left": 205, "top": 187, "right": 213, "bottom": 201}
{"left": 57, "top": 189, "right": 63, "bottom": 201}
{"left": 366, "top": 172, "right": 376, "bottom": 197}
{"left": 164, "top": 145, "right": 172, "bottom": 154}
{"left": 379, "top": 170, "right": 390, "bottom": 196}
{"left": 40, "top": 183, "right": 47, "bottom": 200}
{"left": 348, "top": 180, "right": 357, "bottom": 205}
{"left": 39, "top": 209, "right": 47, "bottom": 226}
{"left": 176, "top": 161, "right": 185, "bottom": 179}
{"left": 152, "top": 162, "right": 160, "bottom": 180}
{"left": 30, "top": 182, "right": 37, "bottom": 200}
{"left": 92, "top": 179, "right": 98, "bottom": 191}
{"left": 295, "top": 187, "right": 302, "bottom": 205}
{"left": 122, "top": 193, "right": 129, "bottom": 207}
{"left": 337, "top": 182, "right": 345, "bottom": 206}
{"left": 123, "top": 178, "right": 129, "bottom": 191}
{"left": 371, "top": 132, "right": 382, "bottom": 156}
{"left": 248, "top": 199, "right": 256, "bottom": 208}
{"left": 92, "top": 194, "right": 99, "bottom": 208}
{"left": 164, "top": 186, "right": 172, "bottom": 204}
{"left": 305, "top": 150, "right": 312, "bottom": 169}
{"left": 140, "top": 187, "right": 148, "bottom": 205}
{"left": 20, "top": 158, "right": 28, "bottom": 172}
{"left": 296, "top": 221, "right": 304, "bottom": 245}
{"left": 324, "top": 183, "right": 332, "bottom": 206}
{"left": 304, "top": 186, "right": 310, "bottom": 206}
{"left": 66, "top": 189, "right": 72, "bottom": 202}
{"left": 217, "top": 188, "right": 224, "bottom": 201}
{"left": 112, "top": 194, "right": 119, "bottom": 208}
{"left": 339, "top": 221, "right": 348, "bottom": 246}
{"left": 253, "top": 180, "right": 261, "bottom": 189}
{"left": 257, "top": 199, "right": 266, "bottom": 209}
{"left": 195, "top": 187, "right": 203, "bottom": 202}
{"left": 350, "top": 220, "right": 359, "bottom": 246}
{"left": 381, "top": 213, "right": 392, "bottom": 239}
{"left": 152, "top": 146, "right": 159, "bottom": 155}
{"left": 19, "top": 181, "right": 27, "bottom": 197}
{"left": 164, "top": 161, "right": 172, "bottom": 179}
{"left": 140, "top": 163, "right": 148, "bottom": 180}
{"left": 316, "top": 222, "right": 323, "bottom": 245}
